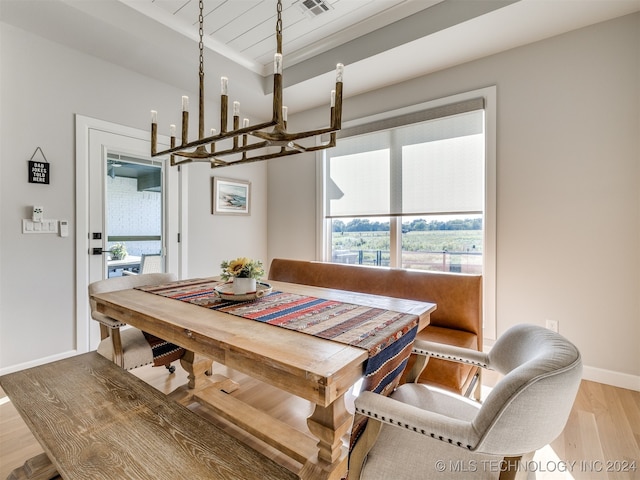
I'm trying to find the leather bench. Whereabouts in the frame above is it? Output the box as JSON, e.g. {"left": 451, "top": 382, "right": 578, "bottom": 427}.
{"left": 268, "top": 258, "right": 482, "bottom": 397}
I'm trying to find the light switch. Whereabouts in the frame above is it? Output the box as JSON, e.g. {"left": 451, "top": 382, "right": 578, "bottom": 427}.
{"left": 22, "top": 218, "right": 59, "bottom": 234}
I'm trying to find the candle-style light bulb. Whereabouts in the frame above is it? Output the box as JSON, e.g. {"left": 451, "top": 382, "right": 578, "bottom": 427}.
{"left": 274, "top": 53, "right": 283, "bottom": 75}
{"left": 211, "top": 128, "right": 217, "bottom": 136}
{"left": 169, "top": 124, "right": 176, "bottom": 137}
{"left": 330, "top": 90, "right": 336, "bottom": 107}
{"left": 182, "top": 96, "right": 189, "bottom": 111}
{"left": 151, "top": 110, "right": 158, "bottom": 123}
{"left": 282, "top": 106, "right": 288, "bottom": 122}
{"left": 336, "top": 63, "right": 344, "bottom": 83}
{"left": 220, "top": 77, "right": 228, "bottom": 95}
{"left": 233, "top": 101, "right": 240, "bottom": 117}
{"left": 243, "top": 118, "right": 250, "bottom": 128}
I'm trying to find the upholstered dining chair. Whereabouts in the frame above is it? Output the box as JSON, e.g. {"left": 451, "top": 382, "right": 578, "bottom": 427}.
{"left": 348, "top": 324, "right": 582, "bottom": 480}
{"left": 89, "top": 273, "right": 184, "bottom": 373}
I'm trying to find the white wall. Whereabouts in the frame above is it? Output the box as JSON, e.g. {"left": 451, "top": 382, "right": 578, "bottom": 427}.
{"left": 268, "top": 13, "right": 640, "bottom": 389}
{"left": 182, "top": 161, "right": 268, "bottom": 279}
{"left": 0, "top": 23, "right": 267, "bottom": 370}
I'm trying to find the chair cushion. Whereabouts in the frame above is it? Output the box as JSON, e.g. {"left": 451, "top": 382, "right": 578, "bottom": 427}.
{"left": 401, "top": 325, "right": 478, "bottom": 392}
{"left": 97, "top": 328, "right": 153, "bottom": 370}
{"left": 358, "top": 384, "right": 499, "bottom": 480}
{"left": 142, "top": 332, "right": 185, "bottom": 367}
{"left": 391, "top": 383, "right": 480, "bottom": 421}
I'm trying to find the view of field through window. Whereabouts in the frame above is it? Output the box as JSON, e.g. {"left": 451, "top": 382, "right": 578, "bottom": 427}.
{"left": 331, "top": 214, "right": 482, "bottom": 273}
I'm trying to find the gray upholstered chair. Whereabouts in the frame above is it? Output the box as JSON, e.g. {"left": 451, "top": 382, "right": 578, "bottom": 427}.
{"left": 89, "top": 273, "right": 184, "bottom": 372}
{"left": 349, "top": 324, "right": 582, "bottom": 480}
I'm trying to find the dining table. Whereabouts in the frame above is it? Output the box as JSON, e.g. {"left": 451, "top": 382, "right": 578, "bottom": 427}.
{"left": 91, "top": 277, "right": 436, "bottom": 480}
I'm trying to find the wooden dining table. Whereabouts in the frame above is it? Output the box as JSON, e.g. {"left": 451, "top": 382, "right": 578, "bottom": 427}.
{"left": 91, "top": 279, "right": 436, "bottom": 480}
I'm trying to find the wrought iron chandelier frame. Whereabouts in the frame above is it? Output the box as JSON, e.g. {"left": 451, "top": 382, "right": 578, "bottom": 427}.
{"left": 150, "top": 0, "right": 344, "bottom": 168}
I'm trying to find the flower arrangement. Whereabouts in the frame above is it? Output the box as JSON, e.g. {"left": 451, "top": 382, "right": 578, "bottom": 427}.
{"left": 220, "top": 257, "right": 264, "bottom": 281}
{"left": 110, "top": 242, "right": 127, "bottom": 260}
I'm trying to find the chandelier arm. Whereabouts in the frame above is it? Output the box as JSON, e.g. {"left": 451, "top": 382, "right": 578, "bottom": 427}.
{"left": 152, "top": 120, "right": 277, "bottom": 157}
{"left": 209, "top": 139, "right": 336, "bottom": 169}
{"left": 169, "top": 137, "right": 273, "bottom": 161}
{"left": 250, "top": 124, "right": 338, "bottom": 143}
{"left": 205, "top": 140, "right": 271, "bottom": 158}
{"left": 210, "top": 149, "right": 302, "bottom": 169}
{"left": 289, "top": 133, "right": 337, "bottom": 153}
{"left": 171, "top": 155, "right": 210, "bottom": 167}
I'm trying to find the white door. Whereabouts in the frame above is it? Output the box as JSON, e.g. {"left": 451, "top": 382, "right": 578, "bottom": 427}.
{"left": 75, "top": 116, "right": 183, "bottom": 352}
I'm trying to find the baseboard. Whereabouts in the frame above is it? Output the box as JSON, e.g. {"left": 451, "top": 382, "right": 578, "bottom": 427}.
{"left": 0, "top": 350, "right": 78, "bottom": 377}
{"left": 582, "top": 365, "right": 640, "bottom": 392}
{"left": 483, "top": 340, "right": 640, "bottom": 392}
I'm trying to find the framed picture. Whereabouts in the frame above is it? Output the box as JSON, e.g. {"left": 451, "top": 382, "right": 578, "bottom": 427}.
{"left": 212, "top": 177, "right": 251, "bottom": 215}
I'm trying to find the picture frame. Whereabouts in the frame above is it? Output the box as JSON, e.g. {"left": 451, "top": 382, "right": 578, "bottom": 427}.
{"left": 212, "top": 177, "right": 251, "bottom": 215}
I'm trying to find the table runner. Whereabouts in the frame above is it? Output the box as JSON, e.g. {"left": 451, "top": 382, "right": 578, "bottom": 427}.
{"left": 137, "top": 278, "right": 418, "bottom": 447}
{"left": 143, "top": 332, "right": 185, "bottom": 368}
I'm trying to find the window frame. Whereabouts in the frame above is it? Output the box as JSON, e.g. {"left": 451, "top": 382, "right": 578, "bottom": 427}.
{"left": 316, "top": 86, "right": 497, "bottom": 340}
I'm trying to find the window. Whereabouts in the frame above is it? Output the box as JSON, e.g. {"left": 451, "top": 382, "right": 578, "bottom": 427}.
{"left": 320, "top": 88, "right": 496, "bottom": 337}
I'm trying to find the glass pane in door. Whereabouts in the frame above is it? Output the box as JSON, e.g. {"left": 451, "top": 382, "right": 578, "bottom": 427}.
{"left": 105, "top": 155, "right": 164, "bottom": 278}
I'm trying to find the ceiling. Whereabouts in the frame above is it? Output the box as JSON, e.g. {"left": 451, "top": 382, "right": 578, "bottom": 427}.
{"left": 122, "top": 0, "right": 446, "bottom": 74}
{"left": 2, "top": 0, "right": 639, "bottom": 116}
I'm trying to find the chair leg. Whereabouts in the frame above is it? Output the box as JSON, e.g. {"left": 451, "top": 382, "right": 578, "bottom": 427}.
{"left": 473, "top": 369, "right": 483, "bottom": 401}
{"left": 348, "top": 419, "right": 383, "bottom": 480}
{"left": 463, "top": 368, "right": 482, "bottom": 401}
{"left": 110, "top": 328, "right": 125, "bottom": 369}
{"left": 404, "top": 354, "right": 429, "bottom": 383}
{"left": 499, "top": 451, "right": 535, "bottom": 480}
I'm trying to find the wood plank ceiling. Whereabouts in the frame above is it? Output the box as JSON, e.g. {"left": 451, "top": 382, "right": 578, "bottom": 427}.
{"left": 121, "top": 0, "right": 442, "bottom": 72}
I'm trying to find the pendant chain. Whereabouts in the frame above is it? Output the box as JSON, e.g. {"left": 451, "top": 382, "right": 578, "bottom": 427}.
{"left": 199, "top": 0, "right": 204, "bottom": 77}
{"left": 276, "top": 0, "right": 283, "bottom": 54}
{"left": 276, "top": 0, "right": 282, "bottom": 35}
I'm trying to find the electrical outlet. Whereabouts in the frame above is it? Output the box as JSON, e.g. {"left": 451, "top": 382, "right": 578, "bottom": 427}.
{"left": 545, "top": 319, "right": 559, "bottom": 332}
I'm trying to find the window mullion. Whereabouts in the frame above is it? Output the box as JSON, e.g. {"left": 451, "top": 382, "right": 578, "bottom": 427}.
{"left": 389, "top": 217, "right": 400, "bottom": 268}
{"left": 389, "top": 129, "right": 402, "bottom": 266}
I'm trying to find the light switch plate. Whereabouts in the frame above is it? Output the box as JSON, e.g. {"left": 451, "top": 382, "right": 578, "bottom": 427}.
{"left": 23, "top": 219, "right": 58, "bottom": 234}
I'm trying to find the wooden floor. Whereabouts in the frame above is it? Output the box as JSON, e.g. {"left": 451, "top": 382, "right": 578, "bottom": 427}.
{"left": 1, "top": 362, "right": 638, "bottom": 479}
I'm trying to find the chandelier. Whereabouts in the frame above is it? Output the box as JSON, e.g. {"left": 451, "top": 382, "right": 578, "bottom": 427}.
{"left": 150, "top": 0, "right": 344, "bottom": 168}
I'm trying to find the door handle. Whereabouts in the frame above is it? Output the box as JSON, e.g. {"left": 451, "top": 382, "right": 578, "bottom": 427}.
{"left": 91, "top": 247, "right": 113, "bottom": 255}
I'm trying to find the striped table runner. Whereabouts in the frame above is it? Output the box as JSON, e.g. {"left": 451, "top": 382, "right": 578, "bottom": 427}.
{"left": 137, "top": 278, "right": 418, "bottom": 447}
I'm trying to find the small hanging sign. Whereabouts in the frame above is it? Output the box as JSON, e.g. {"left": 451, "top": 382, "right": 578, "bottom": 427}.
{"left": 28, "top": 147, "right": 50, "bottom": 184}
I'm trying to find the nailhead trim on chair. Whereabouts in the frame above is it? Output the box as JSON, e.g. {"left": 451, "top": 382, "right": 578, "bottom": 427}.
{"left": 412, "top": 348, "right": 488, "bottom": 369}
{"left": 355, "top": 406, "right": 473, "bottom": 450}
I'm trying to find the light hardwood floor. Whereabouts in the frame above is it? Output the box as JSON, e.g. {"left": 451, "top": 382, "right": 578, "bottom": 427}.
{"left": 1, "top": 362, "right": 638, "bottom": 479}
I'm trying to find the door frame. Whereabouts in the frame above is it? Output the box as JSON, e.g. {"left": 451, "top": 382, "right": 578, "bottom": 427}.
{"left": 75, "top": 115, "right": 185, "bottom": 353}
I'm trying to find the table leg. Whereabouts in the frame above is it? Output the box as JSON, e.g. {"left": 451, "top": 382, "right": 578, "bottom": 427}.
{"left": 301, "top": 396, "right": 352, "bottom": 480}
{"left": 168, "top": 350, "right": 239, "bottom": 405}
{"left": 7, "top": 452, "right": 60, "bottom": 480}
{"left": 181, "top": 350, "right": 213, "bottom": 389}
